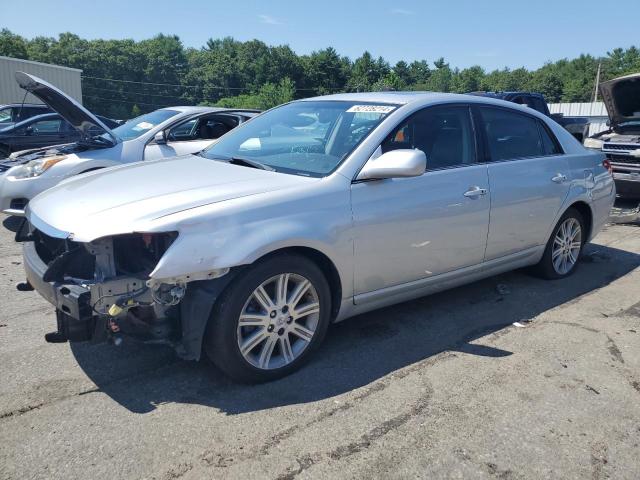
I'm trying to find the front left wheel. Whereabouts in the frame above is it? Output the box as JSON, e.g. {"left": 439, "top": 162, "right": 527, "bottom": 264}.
{"left": 204, "top": 253, "right": 331, "bottom": 383}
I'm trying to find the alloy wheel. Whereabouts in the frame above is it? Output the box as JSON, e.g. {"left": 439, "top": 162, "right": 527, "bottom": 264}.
{"left": 552, "top": 217, "right": 582, "bottom": 275}
{"left": 237, "top": 273, "right": 320, "bottom": 370}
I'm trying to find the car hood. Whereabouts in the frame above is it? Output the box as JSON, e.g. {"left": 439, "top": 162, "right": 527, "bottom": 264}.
{"left": 27, "top": 154, "right": 316, "bottom": 242}
{"left": 0, "top": 142, "right": 99, "bottom": 170}
{"left": 599, "top": 73, "right": 640, "bottom": 130}
{"left": 15, "top": 72, "right": 117, "bottom": 146}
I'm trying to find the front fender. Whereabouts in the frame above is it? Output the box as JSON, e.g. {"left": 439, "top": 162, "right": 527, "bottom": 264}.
{"left": 148, "top": 178, "right": 355, "bottom": 297}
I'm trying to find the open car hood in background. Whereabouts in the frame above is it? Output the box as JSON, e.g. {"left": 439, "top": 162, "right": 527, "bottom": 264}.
{"left": 15, "top": 71, "right": 118, "bottom": 146}
{"left": 599, "top": 73, "right": 640, "bottom": 130}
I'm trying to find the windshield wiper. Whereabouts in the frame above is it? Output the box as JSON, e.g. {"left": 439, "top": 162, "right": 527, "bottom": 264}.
{"left": 229, "top": 156, "right": 275, "bottom": 171}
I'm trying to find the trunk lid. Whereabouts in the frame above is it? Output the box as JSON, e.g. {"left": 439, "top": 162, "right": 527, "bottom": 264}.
{"left": 15, "top": 72, "right": 118, "bottom": 146}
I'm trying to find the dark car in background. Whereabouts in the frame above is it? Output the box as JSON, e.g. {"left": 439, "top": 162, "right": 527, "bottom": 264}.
{"left": 470, "top": 91, "right": 590, "bottom": 142}
{"left": 0, "top": 112, "right": 120, "bottom": 158}
{"left": 0, "top": 103, "right": 53, "bottom": 129}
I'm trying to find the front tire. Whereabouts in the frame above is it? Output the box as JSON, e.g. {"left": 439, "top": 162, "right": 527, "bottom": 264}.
{"left": 533, "top": 207, "right": 585, "bottom": 279}
{"left": 204, "top": 253, "right": 331, "bottom": 383}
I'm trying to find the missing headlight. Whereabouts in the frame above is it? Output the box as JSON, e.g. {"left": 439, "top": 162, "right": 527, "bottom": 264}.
{"left": 112, "top": 232, "right": 178, "bottom": 277}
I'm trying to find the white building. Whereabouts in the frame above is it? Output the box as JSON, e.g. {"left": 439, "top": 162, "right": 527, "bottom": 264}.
{"left": 548, "top": 102, "right": 609, "bottom": 137}
{"left": 0, "top": 56, "right": 82, "bottom": 105}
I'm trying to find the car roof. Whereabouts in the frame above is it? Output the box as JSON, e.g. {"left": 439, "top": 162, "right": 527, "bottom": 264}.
{"left": 158, "top": 106, "right": 261, "bottom": 115}
{"left": 298, "top": 91, "right": 542, "bottom": 110}
{"left": 301, "top": 91, "right": 452, "bottom": 105}
{"left": 469, "top": 91, "right": 544, "bottom": 99}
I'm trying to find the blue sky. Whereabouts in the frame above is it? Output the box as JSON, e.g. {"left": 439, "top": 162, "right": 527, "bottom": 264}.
{"left": 1, "top": 0, "right": 638, "bottom": 71}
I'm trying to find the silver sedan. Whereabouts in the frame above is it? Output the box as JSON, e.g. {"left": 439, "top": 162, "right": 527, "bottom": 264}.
{"left": 20, "top": 92, "right": 615, "bottom": 382}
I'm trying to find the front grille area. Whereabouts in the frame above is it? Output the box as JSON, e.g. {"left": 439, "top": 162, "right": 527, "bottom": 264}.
{"left": 32, "top": 229, "right": 95, "bottom": 280}
{"left": 9, "top": 198, "right": 28, "bottom": 211}
{"left": 607, "top": 153, "right": 640, "bottom": 165}
{"left": 603, "top": 143, "right": 640, "bottom": 152}
{"left": 33, "top": 229, "right": 68, "bottom": 264}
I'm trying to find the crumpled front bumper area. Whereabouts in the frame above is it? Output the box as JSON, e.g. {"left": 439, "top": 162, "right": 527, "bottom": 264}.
{"left": 23, "top": 240, "right": 106, "bottom": 343}
{"left": 20, "top": 223, "right": 232, "bottom": 360}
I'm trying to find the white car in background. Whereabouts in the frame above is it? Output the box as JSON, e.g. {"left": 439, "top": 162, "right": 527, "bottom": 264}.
{"left": 0, "top": 72, "right": 259, "bottom": 216}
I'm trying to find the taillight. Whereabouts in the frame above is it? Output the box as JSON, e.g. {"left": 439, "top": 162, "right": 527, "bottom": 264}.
{"left": 603, "top": 159, "right": 613, "bottom": 175}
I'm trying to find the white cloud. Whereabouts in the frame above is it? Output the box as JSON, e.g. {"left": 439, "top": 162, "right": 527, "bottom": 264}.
{"left": 258, "top": 14, "right": 282, "bottom": 25}
{"left": 391, "top": 8, "right": 413, "bottom": 15}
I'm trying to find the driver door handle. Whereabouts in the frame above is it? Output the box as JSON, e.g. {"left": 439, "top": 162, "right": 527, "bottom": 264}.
{"left": 551, "top": 173, "right": 567, "bottom": 183}
{"left": 463, "top": 186, "right": 488, "bottom": 198}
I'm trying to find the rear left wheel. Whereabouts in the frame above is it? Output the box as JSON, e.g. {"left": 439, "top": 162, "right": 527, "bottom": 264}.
{"left": 533, "top": 207, "right": 585, "bottom": 279}
{"left": 204, "top": 254, "right": 331, "bottom": 383}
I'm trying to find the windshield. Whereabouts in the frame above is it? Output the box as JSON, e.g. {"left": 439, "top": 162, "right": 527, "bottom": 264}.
{"left": 107, "top": 109, "right": 180, "bottom": 141}
{"left": 200, "top": 101, "right": 397, "bottom": 176}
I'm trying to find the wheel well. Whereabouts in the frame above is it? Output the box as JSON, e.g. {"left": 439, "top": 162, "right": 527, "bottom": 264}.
{"left": 259, "top": 247, "right": 343, "bottom": 320}
{"left": 568, "top": 201, "right": 593, "bottom": 240}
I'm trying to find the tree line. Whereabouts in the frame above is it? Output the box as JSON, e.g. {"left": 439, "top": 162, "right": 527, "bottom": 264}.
{"left": 1, "top": 29, "right": 639, "bottom": 119}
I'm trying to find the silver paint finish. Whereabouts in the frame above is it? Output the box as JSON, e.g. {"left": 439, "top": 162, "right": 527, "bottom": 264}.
{"left": 25, "top": 92, "right": 616, "bottom": 324}
{"left": 356, "top": 149, "right": 426, "bottom": 180}
{"left": 351, "top": 163, "right": 490, "bottom": 295}
{"left": 484, "top": 154, "right": 572, "bottom": 260}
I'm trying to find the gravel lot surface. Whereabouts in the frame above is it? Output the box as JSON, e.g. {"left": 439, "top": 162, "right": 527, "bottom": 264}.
{"left": 1, "top": 212, "right": 639, "bottom": 479}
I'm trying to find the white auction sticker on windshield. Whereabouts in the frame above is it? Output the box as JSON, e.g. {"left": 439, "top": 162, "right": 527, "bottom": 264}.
{"left": 133, "top": 121, "right": 154, "bottom": 131}
{"left": 346, "top": 105, "right": 395, "bottom": 114}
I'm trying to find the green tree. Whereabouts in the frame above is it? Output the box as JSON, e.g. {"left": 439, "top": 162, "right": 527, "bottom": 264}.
{"left": 0, "top": 29, "right": 28, "bottom": 58}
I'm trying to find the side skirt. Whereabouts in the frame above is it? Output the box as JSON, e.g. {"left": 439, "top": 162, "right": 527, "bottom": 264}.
{"left": 335, "top": 245, "right": 544, "bottom": 322}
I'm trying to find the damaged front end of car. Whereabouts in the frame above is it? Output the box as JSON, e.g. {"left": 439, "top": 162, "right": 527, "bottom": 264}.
{"left": 18, "top": 220, "right": 234, "bottom": 360}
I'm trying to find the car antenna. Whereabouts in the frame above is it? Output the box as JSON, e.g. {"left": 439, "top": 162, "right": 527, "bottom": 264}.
{"left": 16, "top": 89, "right": 28, "bottom": 124}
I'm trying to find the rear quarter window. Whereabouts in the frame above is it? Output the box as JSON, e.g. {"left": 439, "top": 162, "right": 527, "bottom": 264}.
{"left": 537, "top": 121, "right": 563, "bottom": 155}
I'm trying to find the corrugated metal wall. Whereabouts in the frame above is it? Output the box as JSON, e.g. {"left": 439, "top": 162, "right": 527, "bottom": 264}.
{"left": 0, "top": 56, "right": 82, "bottom": 105}
{"left": 548, "top": 102, "right": 609, "bottom": 137}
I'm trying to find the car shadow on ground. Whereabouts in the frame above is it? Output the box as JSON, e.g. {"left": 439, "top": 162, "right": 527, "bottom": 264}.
{"left": 70, "top": 242, "right": 640, "bottom": 414}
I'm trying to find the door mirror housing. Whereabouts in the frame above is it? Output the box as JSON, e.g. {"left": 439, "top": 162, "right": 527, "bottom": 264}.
{"left": 357, "top": 149, "right": 426, "bottom": 181}
{"left": 154, "top": 131, "right": 167, "bottom": 145}
{"left": 24, "top": 126, "right": 34, "bottom": 136}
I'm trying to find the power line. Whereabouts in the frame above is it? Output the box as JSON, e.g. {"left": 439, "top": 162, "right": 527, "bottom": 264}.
{"left": 82, "top": 74, "right": 338, "bottom": 92}
{"left": 83, "top": 75, "right": 251, "bottom": 91}
{"left": 83, "top": 84, "right": 196, "bottom": 100}
{"left": 82, "top": 94, "right": 180, "bottom": 108}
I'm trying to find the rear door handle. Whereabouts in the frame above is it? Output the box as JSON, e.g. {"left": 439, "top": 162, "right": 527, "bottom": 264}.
{"left": 463, "top": 186, "right": 488, "bottom": 198}
{"left": 551, "top": 173, "right": 567, "bottom": 183}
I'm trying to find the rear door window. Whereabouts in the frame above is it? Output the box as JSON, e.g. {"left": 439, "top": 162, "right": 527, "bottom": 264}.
{"left": 479, "top": 107, "right": 545, "bottom": 161}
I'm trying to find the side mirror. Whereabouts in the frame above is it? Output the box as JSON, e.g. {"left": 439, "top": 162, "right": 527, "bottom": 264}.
{"left": 24, "top": 126, "right": 34, "bottom": 136}
{"left": 154, "top": 131, "right": 167, "bottom": 145}
{"left": 357, "top": 149, "right": 426, "bottom": 181}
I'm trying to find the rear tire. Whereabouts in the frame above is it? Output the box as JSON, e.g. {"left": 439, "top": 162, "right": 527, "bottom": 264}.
{"left": 532, "top": 207, "right": 585, "bottom": 280}
{"left": 204, "top": 253, "right": 331, "bottom": 383}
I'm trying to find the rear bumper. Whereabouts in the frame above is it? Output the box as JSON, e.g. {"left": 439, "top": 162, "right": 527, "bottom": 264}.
{"left": 613, "top": 172, "right": 640, "bottom": 197}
